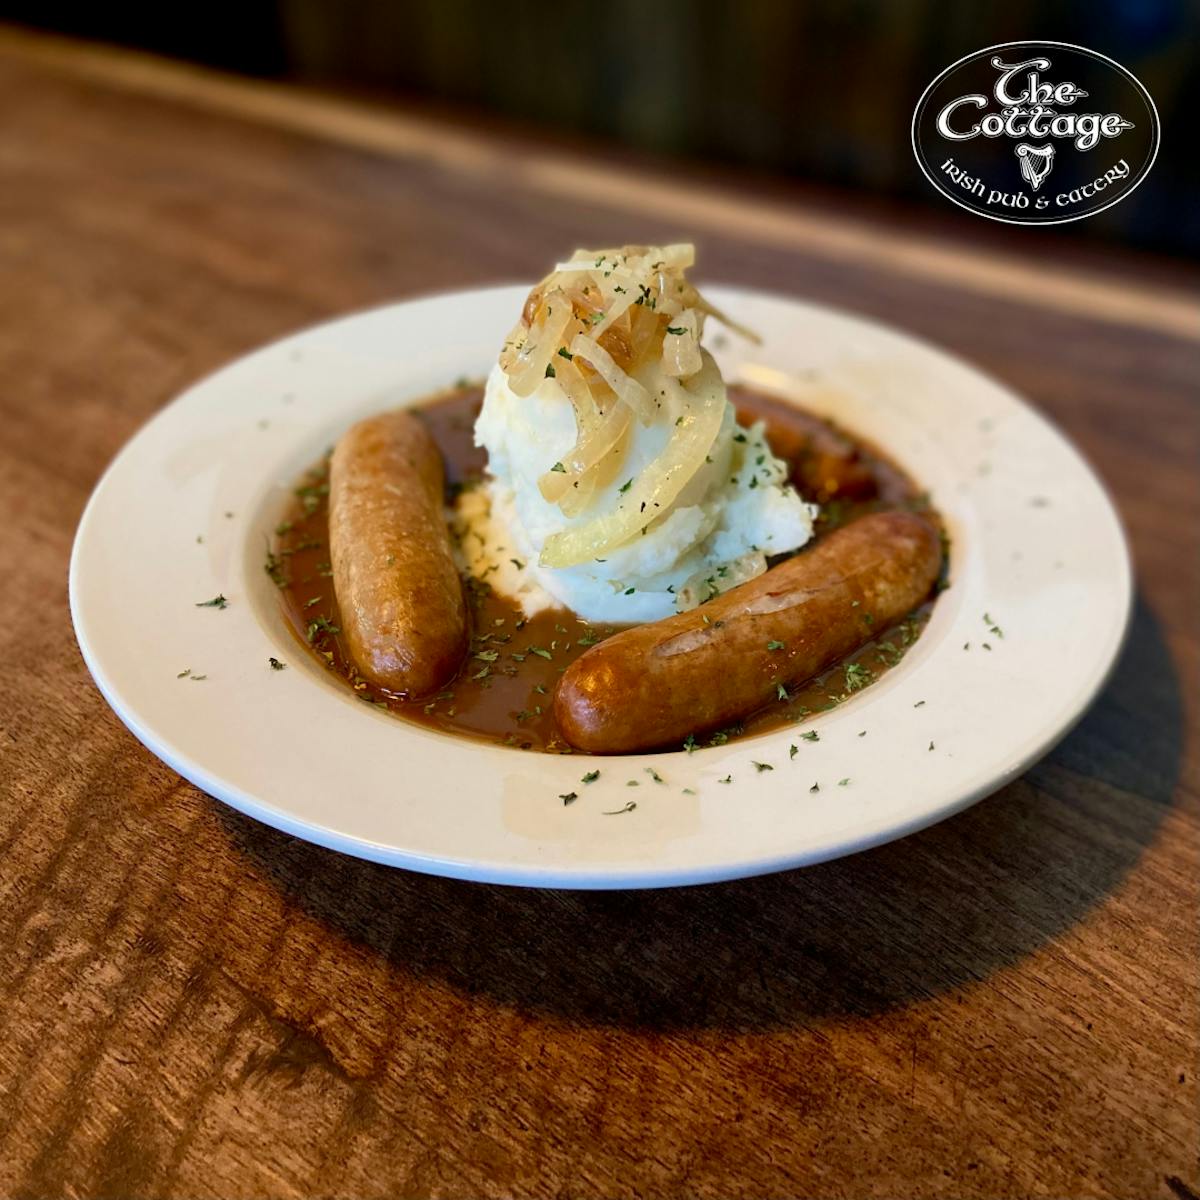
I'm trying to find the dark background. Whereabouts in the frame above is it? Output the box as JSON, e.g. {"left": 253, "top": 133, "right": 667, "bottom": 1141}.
{"left": 4, "top": 0, "right": 1196, "bottom": 257}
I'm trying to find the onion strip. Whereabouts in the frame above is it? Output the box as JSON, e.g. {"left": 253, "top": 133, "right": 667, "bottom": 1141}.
{"left": 540, "top": 352, "right": 726, "bottom": 568}
{"left": 538, "top": 401, "right": 632, "bottom": 503}
{"left": 570, "top": 333, "right": 656, "bottom": 424}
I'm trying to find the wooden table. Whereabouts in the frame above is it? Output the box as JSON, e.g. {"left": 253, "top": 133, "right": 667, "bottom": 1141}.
{"left": 1, "top": 27, "right": 1196, "bottom": 1200}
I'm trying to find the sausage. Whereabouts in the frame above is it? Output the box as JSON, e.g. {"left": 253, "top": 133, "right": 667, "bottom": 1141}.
{"left": 554, "top": 511, "right": 942, "bottom": 753}
{"left": 329, "top": 410, "right": 467, "bottom": 696}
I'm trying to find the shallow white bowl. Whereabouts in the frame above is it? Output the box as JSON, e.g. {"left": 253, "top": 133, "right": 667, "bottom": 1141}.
{"left": 70, "top": 286, "right": 1131, "bottom": 888}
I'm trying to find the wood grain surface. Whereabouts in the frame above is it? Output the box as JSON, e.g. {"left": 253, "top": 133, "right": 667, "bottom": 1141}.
{"left": 0, "top": 27, "right": 1196, "bottom": 1200}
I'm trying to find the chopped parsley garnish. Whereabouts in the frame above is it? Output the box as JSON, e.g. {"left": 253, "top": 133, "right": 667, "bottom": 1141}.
{"left": 268, "top": 657, "right": 286, "bottom": 670}
{"left": 305, "top": 616, "right": 340, "bottom": 642}
{"left": 789, "top": 744, "right": 798, "bottom": 759}
{"left": 618, "top": 478, "right": 633, "bottom": 494}
{"left": 645, "top": 767, "right": 665, "bottom": 784}
{"left": 776, "top": 683, "right": 789, "bottom": 701}
{"left": 683, "top": 734, "right": 698, "bottom": 753}
{"left": 767, "top": 640, "right": 785, "bottom": 651}
{"left": 913, "top": 699, "right": 926, "bottom": 708}
{"left": 603, "top": 801, "right": 637, "bottom": 815}
{"left": 510, "top": 558, "right": 524, "bottom": 570}
{"left": 844, "top": 662, "right": 872, "bottom": 692}
{"left": 623, "top": 587, "right": 635, "bottom": 596}
{"left": 195, "top": 594, "right": 228, "bottom": 609}
{"left": 177, "top": 668, "right": 191, "bottom": 679}
{"left": 544, "top": 363, "right": 556, "bottom": 378}
{"left": 557, "top": 347, "right": 574, "bottom": 360}
{"left": 838, "top": 778, "right": 850, "bottom": 787}
{"left": 559, "top": 792, "right": 578, "bottom": 806}
{"left": 719, "top": 775, "right": 732, "bottom": 784}
{"left": 799, "top": 730, "right": 820, "bottom": 742}
{"left": 528, "top": 646, "right": 553, "bottom": 660}
{"left": 752, "top": 761, "right": 774, "bottom": 773}
{"left": 264, "top": 552, "right": 288, "bottom": 588}
{"left": 474, "top": 649, "right": 500, "bottom": 662}
{"left": 809, "top": 782, "right": 820, "bottom": 793}
{"left": 928, "top": 741, "right": 936, "bottom": 751}
{"left": 733, "top": 432, "right": 747, "bottom": 443}
{"left": 550, "top": 462, "right": 566, "bottom": 473}
{"left": 983, "top": 612, "right": 1004, "bottom": 638}
{"left": 666, "top": 325, "right": 686, "bottom": 335}
{"left": 581, "top": 770, "right": 600, "bottom": 784}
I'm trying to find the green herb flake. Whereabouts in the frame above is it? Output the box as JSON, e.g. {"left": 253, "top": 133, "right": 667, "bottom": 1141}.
{"left": 719, "top": 775, "right": 733, "bottom": 784}
{"left": 767, "top": 640, "right": 785, "bottom": 651}
{"left": 176, "top": 668, "right": 191, "bottom": 679}
{"left": 581, "top": 770, "right": 600, "bottom": 784}
{"left": 556, "top": 347, "right": 574, "bottom": 361}
{"left": 559, "top": 792, "right": 578, "bottom": 806}
{"left": 603, "top": 801, "right": 637, "bottom": 815}
{"left": 838, "top": 778, "right": 850, "bottom": 787}
{"left": 752, "top": 761, "right": 774, "bottom": 773}
{"left": 305, "top": 616, "right": 341, "bottom": 642}
{"left": 800, "top": 730, "right": 820, "bottom": 743}
{"left": 809, "top": 782, "right": 820, "bottom": 793}
{"left": 789, "top": 744, "right": 798, "bottom": 759}
{"left": 666, "top": 325, "right": 686, "bottom": 335}
{"left": 776, "top": 682, "right": 789, "bottom": 701}
{"left": 683, "top": 734, "right": 697, "bottom": 754}
{"left": 844, "top": 662, "right": 872, "bottom": 692}
{"left": 645, "top": 767, "right": 665, "bottom": 784}
{"left": 618, "top": 478, "right": 633, "bottom": 494}
{"left": 195, "top": 594, "right": 228, "bottom": 609}
{"left": 268, "top": 657, "right": 286, "bottom": 671}
{"left": 529, "top": 646, "right": 553, "bottom": 661}
{"left": 550, "top": 462, "right": 566, "bottom": 473}
{"left": 544, "top": 363, "right": 556, "bottom": 378}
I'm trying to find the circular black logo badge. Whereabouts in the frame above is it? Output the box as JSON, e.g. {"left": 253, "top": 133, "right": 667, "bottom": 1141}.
{"left": 912, "top": 41, "right": 1159, "bottom": 225}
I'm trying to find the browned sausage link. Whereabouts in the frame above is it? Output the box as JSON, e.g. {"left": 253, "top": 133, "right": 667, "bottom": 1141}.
{"left": 329, "top": 410, "right": 467, "bottom": 697}
{"left": 554, "top": 511, "right": 942, "bottom": 753}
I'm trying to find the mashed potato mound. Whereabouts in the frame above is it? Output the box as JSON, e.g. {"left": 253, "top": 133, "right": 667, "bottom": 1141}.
{"left": 461, "top": 364, "right": 816, "bottom": 623}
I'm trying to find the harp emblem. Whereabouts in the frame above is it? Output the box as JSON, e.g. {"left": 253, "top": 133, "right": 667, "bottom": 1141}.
{"left": 1015, "top": 142, "right": 1056, "bottom": 191}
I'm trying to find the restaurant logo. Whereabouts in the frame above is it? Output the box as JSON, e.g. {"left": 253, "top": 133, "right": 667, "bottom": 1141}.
{"left": 912, "top": 41, "right": 1159, "bottom": 225}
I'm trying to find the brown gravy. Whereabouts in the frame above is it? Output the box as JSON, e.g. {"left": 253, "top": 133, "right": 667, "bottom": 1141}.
{"left": 271, "top": 385, "right": 939, "bottom": 753}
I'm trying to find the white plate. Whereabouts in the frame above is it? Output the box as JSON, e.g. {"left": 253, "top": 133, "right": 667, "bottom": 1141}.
{"left": 70, "top": 286, "right": 1131, "bottom": 888}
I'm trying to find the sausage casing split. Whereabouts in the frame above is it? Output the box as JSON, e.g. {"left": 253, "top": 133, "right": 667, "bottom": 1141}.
{"left": 554, "top": 511, "right": 942, "bottom": 753}
{"left": 328, "top": 410, "right": 467, "bottom": 696}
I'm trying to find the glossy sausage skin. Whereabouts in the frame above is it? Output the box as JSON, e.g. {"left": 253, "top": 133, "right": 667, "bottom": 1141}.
{"left": 554, "top": 511, "right": 942, "bottom": 753}
{"left": 329, "top": 410, "right": 467, "bottom": 696}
